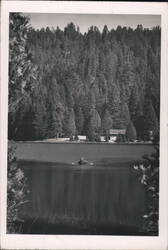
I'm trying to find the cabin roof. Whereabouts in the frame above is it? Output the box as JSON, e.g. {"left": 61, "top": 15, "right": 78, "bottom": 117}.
{"left": 109, "top": 129, "right": 126, "bottom": 135}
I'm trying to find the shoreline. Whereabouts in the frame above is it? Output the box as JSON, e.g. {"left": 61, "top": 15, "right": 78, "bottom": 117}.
{"left": 15, "top": 140, "right": 154, "bottom": 146}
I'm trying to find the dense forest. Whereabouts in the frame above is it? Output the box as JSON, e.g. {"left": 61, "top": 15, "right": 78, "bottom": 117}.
{"left": 8, "top": 13, "right": 160, "bottom": 142}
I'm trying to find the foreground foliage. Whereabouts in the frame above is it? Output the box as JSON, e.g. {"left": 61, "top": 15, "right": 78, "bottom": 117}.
{"left": 134, "top": 145, "right": 159, "bottom": 235}
{"left": 7, "top": 142, "right": 29, "bottom": 233}
{"left": 9, "top": 13, "right": 36, "bottom": 113}
{"left": 8, "top": 13, "right": 35, "bottom": 233}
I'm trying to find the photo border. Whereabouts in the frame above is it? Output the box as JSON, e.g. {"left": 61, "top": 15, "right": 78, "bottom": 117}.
{"left": 1, "top": 1, "right": 168, "bottom": 249}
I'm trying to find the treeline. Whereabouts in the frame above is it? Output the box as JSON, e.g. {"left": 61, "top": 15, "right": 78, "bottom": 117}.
{"left": 8, "top": 15, "right": 160, "bottom": 141}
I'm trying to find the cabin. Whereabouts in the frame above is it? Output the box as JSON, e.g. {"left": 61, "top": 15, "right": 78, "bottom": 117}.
{"left": 109, "top": 129, "right": 126, "bottom": 142}
{"left": 101, "top": 129, "right": 126, "bottom": 142}
{"left": 78, "top": 135, "right": 87, "bottom": 141}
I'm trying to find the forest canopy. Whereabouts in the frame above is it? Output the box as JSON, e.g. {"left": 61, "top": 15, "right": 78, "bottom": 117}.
{"left": 8, "top": 13, "right": 160, "bottom": 142}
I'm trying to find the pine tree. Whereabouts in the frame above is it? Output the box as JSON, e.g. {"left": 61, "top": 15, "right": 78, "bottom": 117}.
{"left": 9, "top": 13, "right": 37, "bottom": 112}
{"left": 129, "top": 85, "right": 139, "bottom": 121}
{"left": 74, "top": 105, "right": 84, "bottom": 134}
{"left": 86, "top": 108, "right": 101, "bottom": 141}
{"left": 9, "top": 21, "right": 160, "bottom": 142}
{"left": 126, "top": 121, "right": 137, "bottom": 141}
{"left": 108, "top": 85, "right": 121, "bottom": 128}
{"left": 102, "top": 25, "right": 109, "bottom": 42}
{"left": 8, "top": 13, "right": 36, "bottom": 233}
{"left": 143, "top": 99, "right": 159, "bottom": 140}
{"left": 101, "top": 109, "right": 113, "bottom": 141}
{"left": 64, "top": 108, "right": 76, "bottom": 137}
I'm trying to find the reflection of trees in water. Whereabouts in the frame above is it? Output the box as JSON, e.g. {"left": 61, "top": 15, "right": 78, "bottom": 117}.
{"left": 20, "top": 162, "right": 146, "bottom": 234}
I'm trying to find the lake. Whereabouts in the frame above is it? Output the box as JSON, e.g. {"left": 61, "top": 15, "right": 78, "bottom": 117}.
{"left": 15, "top": 142, "right": 155, "bottom": 235}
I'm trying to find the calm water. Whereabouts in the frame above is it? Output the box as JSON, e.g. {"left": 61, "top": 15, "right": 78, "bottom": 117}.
{"left": 18, "top": 161, "right": 147, "bottom": 235}
{"left": 15, "top": 143, "right": 155, "bottom": 235}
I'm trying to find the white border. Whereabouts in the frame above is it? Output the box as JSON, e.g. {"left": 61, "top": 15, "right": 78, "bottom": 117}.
{"left": 1, "top": 2, "right": 168, "bottom": 250}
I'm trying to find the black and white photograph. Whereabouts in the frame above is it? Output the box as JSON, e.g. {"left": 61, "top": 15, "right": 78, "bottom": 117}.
{"left": 1, "top": 1, "right": 168, "bottom": 250}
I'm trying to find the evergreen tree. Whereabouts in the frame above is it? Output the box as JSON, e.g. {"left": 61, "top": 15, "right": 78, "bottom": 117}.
{"left": 8, "top": 13, "right": 36, "bottom": 233}
{"left": 9, "top": 20, "right": 160, "bottom": 142}
{"left": 129, "top": 85, "right": 139, "bottom": 121}
{"left": 9, "top": 13, "right": 36, "bottom": 112}
{"left": 33, "top": 103, "right": 48, "bottom": 139}
{"left": 134, "top": 115, "right": 145, "bottom": 141}
{"left": 101, "top": 109, "right": 113, "bottom": 141}
{"left": 74, "top": 105, "right": 84, "bottom": 134}
{"left": 86, "top": 108, "right": 101, "bottom": 141}
{"left": 108, "top": 85, "right": 121, "bottom": 128}
{"left": 8, "top": 13, "right": 37, "bottom": 139}
{"left": 64, "top": 108, "right": 76, "bottom": 136}
{"left": 143, "top": 99, "right": 159, "bottom": 140}
{"left": 126, "top": 121, "right": 137, "bottom": 141}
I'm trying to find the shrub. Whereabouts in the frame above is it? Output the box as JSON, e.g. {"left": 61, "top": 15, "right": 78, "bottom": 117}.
{"left": 133, "top": 146, "right": 159, "bottom": 235}
{"left": 116, "top": 134, "right": 124, "bottom": 143}
{"left": 74, "top": 134, "right": 79, "bottom": 141}
{"left": 69, "top": 134, "right": 74, "bottom": 141}
{"left": 105, "top": 133, "right": 109, "bottom": 142}
{"left": 95, "top": 133, "right": 101, "bottom": 142}
{"left": 7, "top": 141, "right": 29, "bottom": 233}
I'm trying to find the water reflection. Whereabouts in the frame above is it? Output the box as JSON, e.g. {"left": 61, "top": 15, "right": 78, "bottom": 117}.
{"left": 19, "top": 161, "right": 146, "bottom": 235}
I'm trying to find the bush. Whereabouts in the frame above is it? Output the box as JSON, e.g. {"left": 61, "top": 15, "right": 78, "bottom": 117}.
{"left": 7, "top": 141, "right": 29, "bottom": 233}
{"left": 95, "top": 132, "right": 101, "bottom": 142}
{"left": 74, "top": 134, "right": 79, "bottom": 141}
{"left": 116, "top": 134, "right": 124, "bottom": 143}
{"left": 69, "top": 134, "right": 74, "bottom": 141}
{"left": 133, "top": 146, "right": 159, "bottom": 235}
{"left": 105, "top": 134, "right": 109, "bottom": 142}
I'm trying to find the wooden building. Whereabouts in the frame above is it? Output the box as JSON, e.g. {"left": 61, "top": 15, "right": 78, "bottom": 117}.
{"left": 109, "top": 129, "right": 126, "bottom": 142}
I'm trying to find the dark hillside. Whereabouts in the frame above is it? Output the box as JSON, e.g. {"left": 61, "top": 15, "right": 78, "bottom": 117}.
{"left": 8, "top": 18, "right": 160, "bottom": 141}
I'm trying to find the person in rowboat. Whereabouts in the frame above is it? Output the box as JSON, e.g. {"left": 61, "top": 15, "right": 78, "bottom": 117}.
{"left": 78, "top": 157, "right": 88, "bottom": 165}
